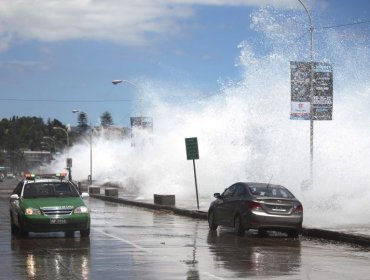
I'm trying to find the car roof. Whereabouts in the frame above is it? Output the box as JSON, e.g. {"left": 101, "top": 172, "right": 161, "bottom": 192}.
{"left": 241, "top": 182, "right": 285, "bottom": 188}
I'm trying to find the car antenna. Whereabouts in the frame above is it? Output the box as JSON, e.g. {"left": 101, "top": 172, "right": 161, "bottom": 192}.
{"left": 266, "top": 175, "right": 273, "bottom": 188}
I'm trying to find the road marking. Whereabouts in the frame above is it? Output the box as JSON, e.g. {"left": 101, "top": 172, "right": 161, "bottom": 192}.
{"left": 93, "top": 228, "right": 150, "bottom": 253}
{"left": 93, "top": 229, "right": 224, "bottom": 279}
{"left": 202, "top": 272, "right": 225, "bottom": 280}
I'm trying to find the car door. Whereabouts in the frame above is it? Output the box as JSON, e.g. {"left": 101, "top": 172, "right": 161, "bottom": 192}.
{"left": 214, "top": 184, "right": 237, "bottom": 226}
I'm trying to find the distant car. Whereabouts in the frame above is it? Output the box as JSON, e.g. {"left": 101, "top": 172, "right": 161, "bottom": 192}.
{"left": 208, "top": 182, "right": 303, "bottom": 237}
{"left": 9, "top": 173, "right": 90, "bottom": 238}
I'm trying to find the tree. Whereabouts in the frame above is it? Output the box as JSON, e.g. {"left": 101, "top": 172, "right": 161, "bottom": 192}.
{"left": 100, "top": 111, "right": 113, "bottom": 128}
{"left": 77, "top": 112, "right": 89, "bottom": 132}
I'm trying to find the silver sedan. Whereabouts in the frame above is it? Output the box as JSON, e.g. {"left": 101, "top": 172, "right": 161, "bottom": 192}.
{"left": 208, "top": 182, "right": 303, "bottom": 237}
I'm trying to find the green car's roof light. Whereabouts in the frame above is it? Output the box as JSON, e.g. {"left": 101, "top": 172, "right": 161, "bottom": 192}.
{"left": 25, "top": 173, "right": 36, "bottom": 180}
{"left": 24, "top": 172, "right": 68, "bottom": 180}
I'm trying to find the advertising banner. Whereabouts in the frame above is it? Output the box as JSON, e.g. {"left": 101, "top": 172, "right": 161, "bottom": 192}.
{"left": 130, "top": 117, "right": 153, "bottom": 147}
{"left": 290, "top": 61, "right": 311, "bottom": 120}
{"left": 313, "top": 62, "right": 333, "bottom": 120}
{"left": 290, "top": 61, "right": 333, "bottom": 120}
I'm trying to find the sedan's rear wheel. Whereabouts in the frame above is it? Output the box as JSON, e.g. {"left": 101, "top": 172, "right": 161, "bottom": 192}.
{"left": 80, "top": 228, "right": 90, "bottom": 238}
{"left": 234, "top": 214, "right": 245, "bottom": 236}
{"left": 287, "top": 230, "right": 299, "bottom": 238}
{"left": 208, "top": 210, "right": 218, "bottom": 230}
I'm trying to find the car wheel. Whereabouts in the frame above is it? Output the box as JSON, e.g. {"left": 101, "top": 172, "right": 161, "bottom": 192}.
{"left": 208, "top": 210, "right": 218, "bottom": 230}
{"left": 18, "top": 218, "right": 29, "bottom": 238}
{"left": 234, "top": 214, "right": 245, "bottom": 236}
{"left": 65, "top": 231, "right": 74, "bottom": 238}
{"left": 80, "top": 228, "right": 90, "bottom": 238}
{"left": 287, "top": 230, "right": 299, "bottom": 238}
{"left": 10, "top": 213, "right": 17, "bottom": 235}
{"left": 258, "top": 229, "right": 268, "bottom": 237}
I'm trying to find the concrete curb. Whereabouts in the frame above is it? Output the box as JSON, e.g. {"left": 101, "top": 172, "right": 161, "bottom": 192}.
{"left": 302, "top": 228, "right": 370, "bottom": 247}
{"left": 91, "top": 194, "right": 208, "bottom": 220}
{"left": 91, "top": 194, "right": 370, "bottom": 247}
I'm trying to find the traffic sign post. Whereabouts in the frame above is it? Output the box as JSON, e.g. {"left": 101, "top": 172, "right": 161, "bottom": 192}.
{"left": 66, "top": 158, "right": 72, "bottom": 181}
{"left": 185, "top": 137, "right": 200, "bottom": 210}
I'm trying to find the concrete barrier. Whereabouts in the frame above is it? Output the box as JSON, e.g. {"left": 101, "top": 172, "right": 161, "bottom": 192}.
{"left": 91, "top": 194, "right": 207, "bottom": 220}
{"left": 105, "top": 188, "right": 119, "bottom": 197}
{"left": 154, "top": 194, "right": 175, "bottom": 206}
{"left": 89, "top": 186, "right": 100, "bottom": 195}
{"left": 78, "top": 182, "right": 89, "bottom": 193}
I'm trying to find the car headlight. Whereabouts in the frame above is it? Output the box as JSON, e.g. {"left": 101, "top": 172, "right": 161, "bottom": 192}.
{"left": 25, "top": 208, "right": 41, "bottom": 215}
{"left": 74, "top": 206, "right": 89, "bottom": 214}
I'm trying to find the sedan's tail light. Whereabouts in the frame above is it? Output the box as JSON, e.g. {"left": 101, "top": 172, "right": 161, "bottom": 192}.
{"left": 246, "top": 201, "right": 262, "bottom": 211}
{"left": 295, "top": 204, "right": 303, "bottom": 213}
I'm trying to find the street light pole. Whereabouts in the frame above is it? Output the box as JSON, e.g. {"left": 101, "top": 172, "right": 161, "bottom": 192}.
{"left": 53, "top": 126, "right": 71, "bottom": 180}
{"left": 112, "top": 79, "right": 143, "bottom": 117}
{"left": 42, "top": 136, "right": 56, "bottom": 152}
{"left": 297, "top": 0, "right": 314, "bottom": 187}
{"left": 40, "top": 141, "right": 51, "bottom": 151}
{"left": 53, "top": 127, "right": 69, "bottom": 147}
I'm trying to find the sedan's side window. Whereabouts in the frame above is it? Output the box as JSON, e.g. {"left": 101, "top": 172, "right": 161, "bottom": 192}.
{"left": 222, "top": 185, "right": 236, "bottom": 199}
{"left": 233, "top": 185, "right": 246, "bottom": 198}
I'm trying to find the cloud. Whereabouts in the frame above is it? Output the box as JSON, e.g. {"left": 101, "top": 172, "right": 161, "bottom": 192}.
{"left": 0, "top": 59, "right": 49, "bottom": 71}
{"left": 0, "top": 0, "right": 317, "bottom": 51}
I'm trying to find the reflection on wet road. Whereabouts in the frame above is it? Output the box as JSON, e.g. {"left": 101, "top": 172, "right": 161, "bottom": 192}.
{"left": 1, "top": 183, "right": 370, "bottom": 279}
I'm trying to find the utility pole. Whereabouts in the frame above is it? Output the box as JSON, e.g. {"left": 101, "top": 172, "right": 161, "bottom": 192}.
{"left": 297, "top": 0, "right": 314, "bottom": 187}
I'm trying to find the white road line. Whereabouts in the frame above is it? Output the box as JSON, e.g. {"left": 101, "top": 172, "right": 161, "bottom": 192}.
{"left": 93, "top": 228, "right": 150, "bottom": 253}
{"left": 202, "top": 272, "right": 225, "bottom": 280}
{"left": 93, "top": 228, "right": 224, "bottom": 280}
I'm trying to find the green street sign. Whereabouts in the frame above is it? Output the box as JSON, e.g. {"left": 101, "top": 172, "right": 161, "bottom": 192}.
{"left": 185, "top": 137, "right": 199, "bottom": 160}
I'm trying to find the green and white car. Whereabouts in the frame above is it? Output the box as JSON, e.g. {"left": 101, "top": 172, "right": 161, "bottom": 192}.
{"left": 9, "top": 173, "right": 90, "bottom": 238}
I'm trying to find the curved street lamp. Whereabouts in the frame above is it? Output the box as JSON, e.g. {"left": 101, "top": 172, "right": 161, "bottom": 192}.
{"left": 53, "top": 126, "right": 71, "bottom": 180}
{"left": 43, "top": 136, "right": 56, "bottom": 145}
{"left": 40, "top": 141, "right": 51, "bottom": 151}
{"left": 297, "top": 0, "right": 315, "bottom": 186}
{"left": 112, "top": 79, "right": 143, "bottom": 117}
{"left": 53, "top": 126, "right": 69, "bottom": 147}
{"left": 42, "top": 136, "right": 55, "bottom": 152}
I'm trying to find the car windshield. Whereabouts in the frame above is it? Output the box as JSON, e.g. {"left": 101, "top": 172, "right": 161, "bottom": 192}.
{"left": 23, "top": 182, "right": 79, "bottom": 198}
{"left": 248, "top": 185, "right": 294, "bottom": 198}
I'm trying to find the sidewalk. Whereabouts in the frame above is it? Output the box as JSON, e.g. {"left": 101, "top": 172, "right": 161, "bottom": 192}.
{"left": 90, "top": 192, "right": 370, "bottom": 247}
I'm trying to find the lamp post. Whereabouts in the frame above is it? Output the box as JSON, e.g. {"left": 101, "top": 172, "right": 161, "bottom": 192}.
{"left": 43, "top": 136, "right": 55, "bottom": 152}
{"left": 40, "top": 141, "right": 51, "bottom": 151}
{"left": 72, "top": 110, "right": 93, "bottom": 183}
{"left": 53, "top": 126, "right": 71, "bottom": 180}
{"left": 53, "top": 126, "right": 69, "bottom": 147}
{"left": 297, "top": 0, "right": 314, "bottom": 187}
{"left": 112, "top": 79, "right": 143, "bottom": 117}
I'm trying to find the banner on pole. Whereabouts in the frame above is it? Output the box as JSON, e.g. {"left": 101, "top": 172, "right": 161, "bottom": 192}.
{"left": 290, "top": 61, "right": 333, "bottom": 120}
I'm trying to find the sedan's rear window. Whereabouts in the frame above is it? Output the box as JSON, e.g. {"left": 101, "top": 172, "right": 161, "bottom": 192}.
{"left": 248, "top": 185, "right": 294, "bottom": 198}
{"left": 23, "top": 182, "right": 79, "bottom": 198}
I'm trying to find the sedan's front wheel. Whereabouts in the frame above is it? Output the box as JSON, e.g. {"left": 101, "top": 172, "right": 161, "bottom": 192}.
{"left": 18, "top": 218, "right": 29, "bottom": 238}
{"left": 208, "top": 210, "right": 218, "bottom": 230}
{"left": 80, "top": 228, "right": 90, "bottom": 238}
{"left": 234, "top": 214, "right": 245, "bottom": 237}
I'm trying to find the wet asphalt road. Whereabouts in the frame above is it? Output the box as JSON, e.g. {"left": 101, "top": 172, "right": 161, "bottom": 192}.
{"left": 1, "top": 181, "right": 370, "bottom": 280}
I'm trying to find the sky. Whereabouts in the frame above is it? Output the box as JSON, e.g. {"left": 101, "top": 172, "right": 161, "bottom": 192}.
{"left": 0, "top": 0, "right": 369, "bottom": 127}
{"left": 2, "top": 0, "right": 370, "bottom": 224}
